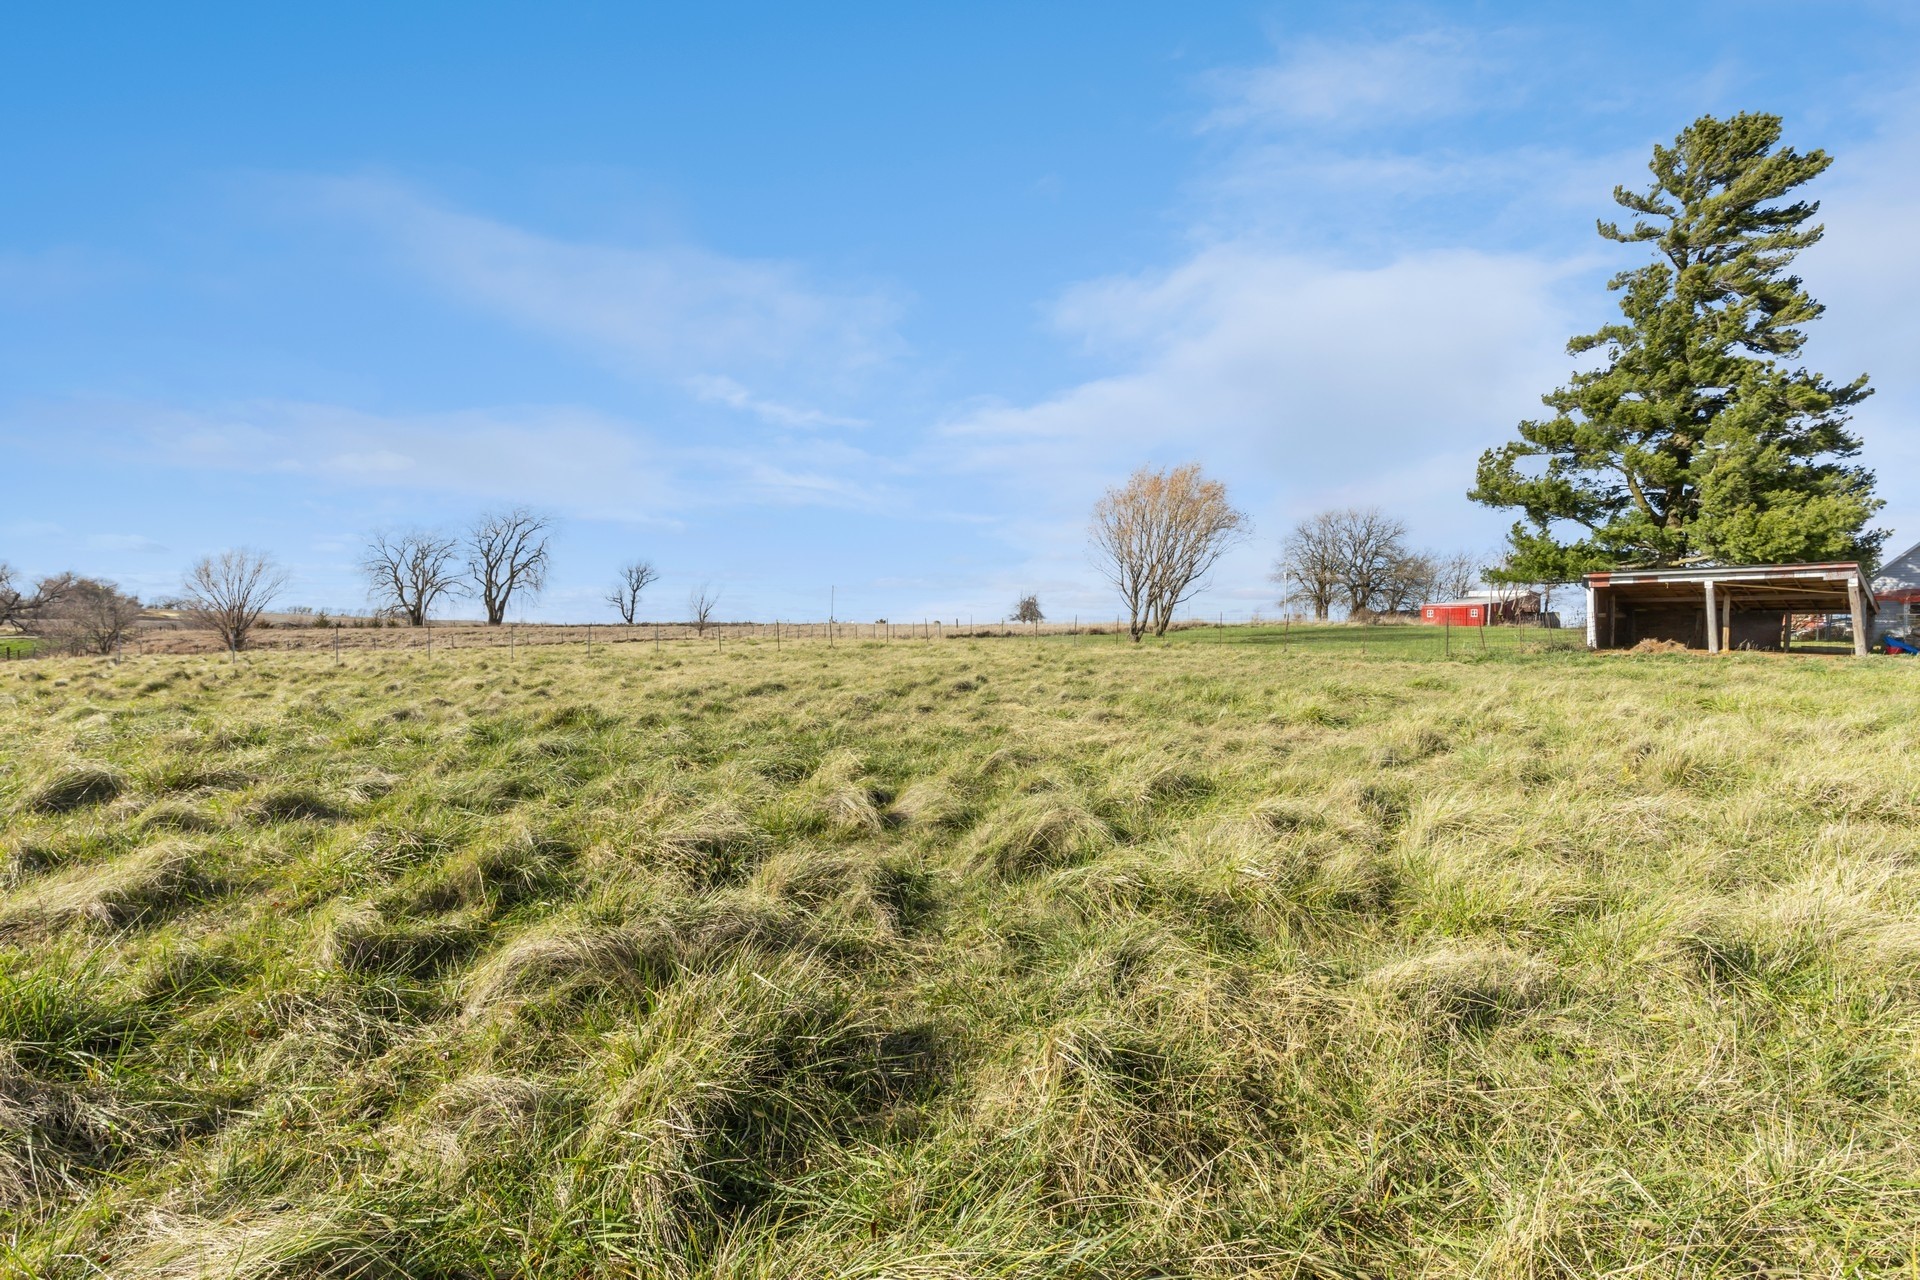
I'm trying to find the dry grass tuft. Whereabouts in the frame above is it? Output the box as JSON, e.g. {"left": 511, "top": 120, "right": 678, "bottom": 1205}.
{"left": 23, "top": 761, "right": 127, "bottom": 813}
{"left": 971, "top": 793, "right": 1112, "bottom": 878}
{"left": 117, "top": 1209, "right": 412, "bottom": 1280}
{"left": 317, "top": 901, "right": 488, "bottom": 977}
{"left": 805, "top": 750, "right": 889, "bottom": 835}
{"left": 651, "top": 804, "right": 770, "bottom": 884}
{"left": 246, "top": 786, "right": 352, "bottom": 823}
{"left": 459, "top": 919, "right": 672, "bottom": 1017}
{"left": 0, "top": 841, "right": 208, "bottom": 933}
{"left": 1361, "top": 944, "right": 1555, "bottom": 1030}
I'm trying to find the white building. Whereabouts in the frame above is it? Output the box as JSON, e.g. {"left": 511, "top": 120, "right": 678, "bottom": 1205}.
{"left": 1873, "top": 540, "right": 1920, "bottom": 639}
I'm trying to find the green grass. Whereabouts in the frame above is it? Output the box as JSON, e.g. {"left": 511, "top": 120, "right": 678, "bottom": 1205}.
{"left": 1159, "top": 620, "right": 1583, "bottom": 658}
{"left": 0, "top": 636, "right": 36, "bottom": 659}
{"left": 2, "top": 639, "right": 1919, "bottom": 1276}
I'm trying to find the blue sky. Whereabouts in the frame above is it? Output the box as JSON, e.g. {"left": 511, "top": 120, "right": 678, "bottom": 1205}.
{"left": 6, "top": 2, "right": 1919, "bottom": 622}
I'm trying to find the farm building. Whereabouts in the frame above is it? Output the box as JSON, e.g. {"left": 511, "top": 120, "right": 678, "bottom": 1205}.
{"left": 1421, "top": 601, "right": 1491, "bottom": 626}
{"left": 1583, "top": 562, "right": 1875, "bottom": 655}
{"left": 1873, "top": 540, "right": 1920, "bottom": 641}
{"left": 1419, "top": 589, "right": 1547, "bottom": 627}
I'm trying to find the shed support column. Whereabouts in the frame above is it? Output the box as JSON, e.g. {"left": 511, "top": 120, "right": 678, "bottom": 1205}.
{"left": 1704, "top": 580, "right": 1719, "bottom": 653}
{"left": 1585, "top": 584, "right": 1599, "bottom": 650}
{"left": 1849, "top": 575, "right": 1869, "bottom": 657}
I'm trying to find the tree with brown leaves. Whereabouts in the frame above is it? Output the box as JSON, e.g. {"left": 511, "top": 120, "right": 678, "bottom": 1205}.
{"left": 1090, "top": 464, "right": 1247, "bottom": 642}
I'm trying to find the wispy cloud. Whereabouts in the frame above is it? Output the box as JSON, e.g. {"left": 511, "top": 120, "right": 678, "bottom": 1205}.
{"left": 12, "top": 397, "right": 900, "bottom": 523}
{"left": 1202, "top": 30, "right": 1502, "bottom": 131}
{"left": 289, "top": 176, "right": 901, "bottom": 425}
{"left": 685, "top": 374, "right": 866, "bottom": 428}
{"left": 941, "top": 244, "right": 1578, "bottom": 537}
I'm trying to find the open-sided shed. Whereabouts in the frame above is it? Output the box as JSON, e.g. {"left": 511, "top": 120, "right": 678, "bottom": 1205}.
{"left": 1584, "top": 562, "right": 1874, "bottom": 655}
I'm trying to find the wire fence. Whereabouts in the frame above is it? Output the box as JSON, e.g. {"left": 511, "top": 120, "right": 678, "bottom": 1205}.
{"left": 50, "top": 612, "right": 1591, "bottom": 664}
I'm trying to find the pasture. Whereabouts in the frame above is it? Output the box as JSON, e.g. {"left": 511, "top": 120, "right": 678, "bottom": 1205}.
{"left": 3, "top": 637, "right": 1919, "bottom": 1276}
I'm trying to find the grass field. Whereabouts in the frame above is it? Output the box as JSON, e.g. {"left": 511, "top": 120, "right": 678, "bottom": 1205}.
{"left": 3, "top": 638, "right": 1919, "bottom": 1276}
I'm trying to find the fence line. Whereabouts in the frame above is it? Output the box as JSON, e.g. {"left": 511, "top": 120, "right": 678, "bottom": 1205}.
{"left": 80, "top": 611, "right": 1594, "bottom": 663}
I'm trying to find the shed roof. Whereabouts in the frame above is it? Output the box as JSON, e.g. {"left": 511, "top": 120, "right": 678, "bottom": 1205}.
{"left": 1584, "top": 562, "right": 1874, "bottom": 615}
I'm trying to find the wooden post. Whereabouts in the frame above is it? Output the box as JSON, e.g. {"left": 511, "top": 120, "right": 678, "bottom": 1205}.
{"left": 1849, "top": 574, "right": 1870, "bottom": 657}
{"left": 1703, "top": 580, "right": 1719, "bottom": 653}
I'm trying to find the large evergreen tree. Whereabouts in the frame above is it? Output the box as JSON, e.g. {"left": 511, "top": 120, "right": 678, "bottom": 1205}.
{"left": 1471, "top": 112, "right": 1882, "bottom": 578}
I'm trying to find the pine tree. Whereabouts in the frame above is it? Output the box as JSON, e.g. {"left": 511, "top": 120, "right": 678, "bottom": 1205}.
{"left": 1471, "top": 112, "right": 1882, "bottom": 578}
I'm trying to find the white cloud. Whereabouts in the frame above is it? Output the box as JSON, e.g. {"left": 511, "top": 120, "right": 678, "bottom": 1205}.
{"left": 1800, "top": 98, "right": 1920, "bottom": 547}
{"left": 295, "top": 177, "right": 899, "bottom": 424}
{"left": 1202, "top": 30, "right": 1500, "bottom": 131}
{"left": 685, "top": 375, "right": 865, "bottom": 428}
{"left": 939, "top": 242, "right": 1580, "bottom": 547}
{"left": 17, "top": 397, "right": 897, "bottom": 523}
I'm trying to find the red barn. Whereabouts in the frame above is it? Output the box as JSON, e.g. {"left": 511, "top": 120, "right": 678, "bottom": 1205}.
{"left": 1421, "top": 601, "right": 1488, "bottom": 626}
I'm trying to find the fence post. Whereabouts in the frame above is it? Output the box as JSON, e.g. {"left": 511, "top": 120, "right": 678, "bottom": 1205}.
{"left": 587, "top": 624, "right": 593, "bottom": 655}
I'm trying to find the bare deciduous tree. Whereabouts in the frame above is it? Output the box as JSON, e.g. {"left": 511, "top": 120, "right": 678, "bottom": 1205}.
{"left": 1374, "top": 552, "right": 1437, "bottom": 617}
{"left": 1013, "top": 593, "right": 1044, "bottom": 624}
{"left": 1273, "top": 512, "right": 1344, "bottom": 621}
{"left": 1325, "top": 507, "right": 1410, "bottom": 619}
{"left": 607, "top": 560, "right": 660, "bottom": 625}
{"left": 1091, "top": 464, "right": 1248, "bottom": 642}
{"left": 22, "top": 577, "right": 143, "bottom": 655}
{"left": 360, "top": 530, "right": 464, "bottom": 626}
{"left": 467, "top": 507, "right": 552, "bottom": 625}
{"left": 1278, "top": 511, "right": 1482, "bottom": 620}
{"left": 688, "top": 582, "right": 720, "bottom": 636}
{"left": 182, "top": 550, "right": 287, "bottom": 652}
{"left": 1430, "top": 551, "right": 1484, "bottom": 601}
{"left": 0, "top": 563, "right": 76, "bottom": 632}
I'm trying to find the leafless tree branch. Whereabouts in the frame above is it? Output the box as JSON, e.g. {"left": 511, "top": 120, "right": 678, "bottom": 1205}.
{"left": 688, "top": 582, "right": 720, "bottom": 636}
{"left": 182, "top": 550, "right": 287, "bottom": 652}
{"left": 360, "top": 530, "right": 464, "bottom": 626}
{"left": 607, "top": 560, "right": 660, "bottom": 625}
{"left": 467, "top": 507, "right": 552, "bottom": 625}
